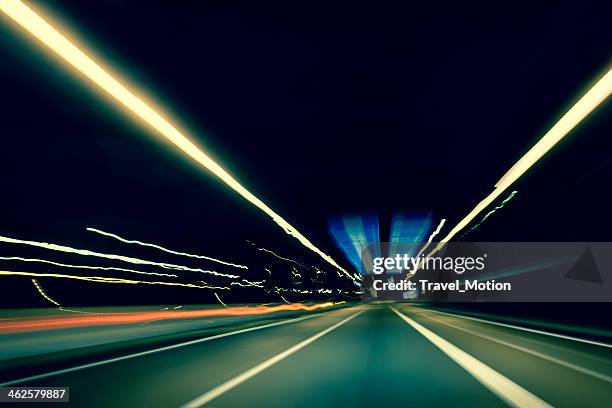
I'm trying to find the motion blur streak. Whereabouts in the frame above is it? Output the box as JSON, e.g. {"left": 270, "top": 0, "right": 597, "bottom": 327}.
{"left": 0, "top": 270, "right": 228, "bottom": 292}
{"left": 404, "top": 218, "right": 447, "bottom": 279}
{"left": 389, "top": 214, "right": 431, "bottom": 263}
{"left": 32, "top": 279, "right": 92, "bottom": 314}
{"left": 461, "top": 191, "right": 518, "bottom": 238}
{"left": 329, "top": 215, "right": 380, "bottom": 275}
{"left": 87, "top": 227, "right": 247, "bottom": 269}
{"left": 0, "top": 256, "right": 178, "bottom": 277}
{"left": 0, "top": 302, "right": 337, "bottom": 334}
{"left": 430, "top": 67, "right": 611, "bottom": 255}
{"left": 0, "top": 234, "right": 239, "bottom": 278}
{"left": 0, "top": 0, "right": 351, "bottom": 280}
{"left": 214, "top": 292, "right": 227, "bottom": 307}
{"left": 254, "top": 246, "right": 307, "bottom": 267}
{"left": 31, "top": 279, "right": 60, "bottom": 306}
{"left": 427, "top": 218, "right": 446, "bottom": 243}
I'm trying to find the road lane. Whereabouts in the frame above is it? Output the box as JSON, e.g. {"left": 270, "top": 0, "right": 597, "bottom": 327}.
{"left": 16, "top": 307, "right": 364, "bottom": 407}
{"left": 399, "top": 305, "right": 612, "bottom": 408}
{"left": 203, "top": 306, "right": 505, "bottom": 407}
{"left": 6, "top": 304, "right": 612, "bottom": 407}
{"left": 182, "top": 309, "right": 365, "bottom": 407}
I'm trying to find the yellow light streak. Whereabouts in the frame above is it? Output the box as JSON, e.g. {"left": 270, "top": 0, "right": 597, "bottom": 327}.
{"left": 31, "top": 278, "right": 60, "bottom": 306}
{"left": 0, "top": 234, "right": 239, "bottom": 278}
{"left": 87, "top": 227, "right": 247, "bottom": 269}
{"left": 0, "top": 0, "right": 351, "bottom": 279}
{"left": 430, "top": 68, "right": 611, "bottom": 254}
{"left": 32, "top": 278, "right": 99, "bottom": 314}
{"left": 1, "top": 270, "right": 229, "bottom": 290}
{"left": 253, "top": 245, "right": 307, "bottom": 267}
{"left": 0, "top": 256, "right": 177, "bottom": 278}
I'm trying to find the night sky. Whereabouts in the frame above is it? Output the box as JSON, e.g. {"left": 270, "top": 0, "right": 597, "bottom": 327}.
{"left": 0, "top": 1, "right": 610, "bottom": 306}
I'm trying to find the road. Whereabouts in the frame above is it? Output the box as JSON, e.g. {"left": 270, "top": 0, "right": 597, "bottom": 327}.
{"left": 2, "top": 304, "right": 612, "bottom": 407}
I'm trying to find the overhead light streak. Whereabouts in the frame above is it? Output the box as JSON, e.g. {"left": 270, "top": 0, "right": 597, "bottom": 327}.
{"left": 87, "top": 227, "right": 247, "bottom": 269}
{"left": 0, "top": 0, "right": 350, "bottom": 279}
{"left": 0, "top": 256, "right": 177, "bottom": 278}
{"left": 429, "top": 67, "right": 612, "bottom": 256}
{"left": 0, "top": 234, "right": 239, "bottom": 278}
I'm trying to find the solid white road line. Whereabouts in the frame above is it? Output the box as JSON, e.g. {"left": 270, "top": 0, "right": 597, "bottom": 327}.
{"left": 425, "top": 313, "right": 612, "bottom": 384}
{"left": 182, "top": 309, "right": 366, "bottom": 407}
{"left": 391, "top": 307, "right": 551, "bottom": 408}
{"left": 0, "top": 311, "right": 333, "bottom": 386}
{"left": 425, "top": 308, "right": 612, "bottom": 349}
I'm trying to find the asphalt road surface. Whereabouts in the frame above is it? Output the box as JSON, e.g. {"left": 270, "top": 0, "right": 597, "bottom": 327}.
{"left": 3, "top": 305, "right": 612, "bottom": 407}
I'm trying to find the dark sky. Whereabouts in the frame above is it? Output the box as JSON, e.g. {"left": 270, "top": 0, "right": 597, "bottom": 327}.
{"left": 0, "top": 1, "right": 610, "bottom": 305}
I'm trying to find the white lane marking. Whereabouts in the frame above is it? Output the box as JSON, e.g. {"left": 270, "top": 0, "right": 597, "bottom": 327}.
{"left": 425, "top": 308, "right": 612, "bottom": 349}
{"left": 182, "top": 309, "right": 366, "bottom": 407}
{"left": 0, "top": 311, "right": 334, "bottom": 386}
{"left": 391, "top": 307, "right": 551, "bottom": 408}
{"left": 425, "top": 313, "right": 612, "bottom": 384}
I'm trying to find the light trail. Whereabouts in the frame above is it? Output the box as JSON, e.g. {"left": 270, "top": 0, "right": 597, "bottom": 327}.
{"left": 213, "top": 292, "right": 227, "bottom": 307}
{"left": 461, "top": 191, "right": 518, "bottom": 238}
{"left": 251, "top": 240, "right": 361, "bottom": 285}
{"left": 87, "top": 227, "right": 247, "bottom": 269}
{"left": 31, "top": 279, "right": 60, "bottom": 306}
{"left": 427, "top": 218, "right": 446, "bottom": 243}
{"left": 0, "top": 234, "right": 239, "bottom": 278}
{"left": 255, "top": 246, "right": 307, "bottom": 268}
{"left": 230, "top": 279, "right": 265, "bottom": 288}
{"left": 0, "top": 270, "right": 228, "bottom": 291}
{"left": 0, "top": 0, "right": 351, "bottom": 279}
{"left": 427, "top": 67, "right": 611, "bottom": 257}
{"left": 31, "top": 279, "right": 93, "bottom": 314}
{"left": 0, "top": 302, "right": 338, "bottom": 334}
{"left": 0, "top": 256, "right": 177, "bottom": 278}
{"left": 404, "top": 218, "right": 446, "bottom": 279}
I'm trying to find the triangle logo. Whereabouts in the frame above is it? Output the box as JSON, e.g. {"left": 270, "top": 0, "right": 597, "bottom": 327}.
{"left": 564, "top": 247, "right": 603, "bottom": 284}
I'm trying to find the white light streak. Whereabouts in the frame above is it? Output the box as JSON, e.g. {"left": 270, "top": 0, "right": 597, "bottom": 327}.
{"left": 0, "top": 0, "right": 351, "bottom": 279}
{"left": 87, "top": 227, "right": 246, "bottom": 269}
